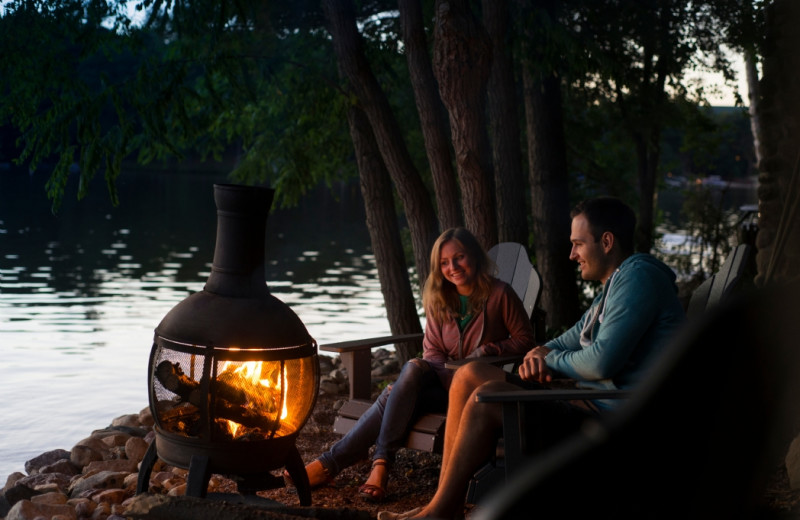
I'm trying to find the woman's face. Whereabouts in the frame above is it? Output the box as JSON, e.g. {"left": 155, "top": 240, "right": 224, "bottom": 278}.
{"left": 439, "top": 239, "right": 476, "bottom": 295}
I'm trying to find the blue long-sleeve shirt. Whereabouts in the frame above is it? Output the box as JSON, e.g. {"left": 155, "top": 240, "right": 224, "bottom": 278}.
{"left": 545, "top": 254, "right": 685, "bottom": 409}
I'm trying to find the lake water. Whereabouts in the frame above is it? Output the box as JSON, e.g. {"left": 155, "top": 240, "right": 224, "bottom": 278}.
{"left": 0, "top": 167, "right": 394, "bottom": 480}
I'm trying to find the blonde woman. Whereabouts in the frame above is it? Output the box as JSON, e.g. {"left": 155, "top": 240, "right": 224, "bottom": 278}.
{"left": 297, "top": 228, "right": 535, "bottom": 502}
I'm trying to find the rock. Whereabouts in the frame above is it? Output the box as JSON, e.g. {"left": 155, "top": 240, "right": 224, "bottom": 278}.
{"left": 4, "top": 500, "right": 77, "bottom": 520}
{"left": 111, "top": 414, "right": 141, "bottom": 429}
{"left": 92, "top": 488, "right": 129, "bottom": 505}
{"left": 167, "top": 483, "right": 187, "bottom": 496}
{"left": 1, "top": 481, "right": 38, "bottom": 503}
{"left": 24, "top": 449, "right": 71, "bottom": 475}
{"left": 101, "top": 434, "right": 131, "bottom": 448}
{"left": 69, "top": 471, "right": 129, "bottom": 498}
{"left": 138, "top": 407, "right": 155, "bottom": 428}
{"left": 328, "top": 368, "right": 348, "bottom": 383}
{"left": 3, "top": 472, "right": 26, "bottom": 493}
{"left": 319, "top": 355, "right": 336, "bottom": 373}
{"left": 82, "top": 459, "right": 138, "bottom": 478}
{"left": 40, "top": 459, "right": 79, "bottom": 477}
{"left": 30, "top": 491, "right": 67, "bottom": 505}
{"left": 90, "top": 501, "right": 111, "bottom": 519}
{"left": 319, "top": 379, "right": 346, "bottom": 395}
{"left": 16, "top": 472, "right": 72, "bottom": 494}
{"left": 70, "top": 445, "right": 104, "bottom": 468}
{"left": 123, "top": 473, "right": 140, "bottom": 489}
{"left": 125, "top": 437, "right": 149, "bottom": 464}
{"left": 67, "top": 497, "right": 96, "bottom": 517}
{"left": 371, "top": 361, "right": 398, "bottom": 377}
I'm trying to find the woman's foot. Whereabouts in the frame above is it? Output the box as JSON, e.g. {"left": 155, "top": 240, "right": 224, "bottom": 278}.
{"left": 283, "top": 459, "right": 332, "bottom": 489}
{"left": 377, "top": 507, "right": 423, "bottom": 520}
{"left": 358, "top": 458, "right": 390, "bottom": 502}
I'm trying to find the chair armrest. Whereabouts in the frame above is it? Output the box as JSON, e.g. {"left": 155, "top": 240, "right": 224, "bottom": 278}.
{"left": 476, "top": 388, "right": 632, "bottom": 403}
{"left": 319, "top": 333, "right": 424, "bottom": 400}
{"left": 475, "top": 387, "right": 631, "bottom": 474}
{"left": 319, "top": 333, "right": 424, "bottom": 354}
{"left": 444, "top": 355, "right": 524, "bottom": 371}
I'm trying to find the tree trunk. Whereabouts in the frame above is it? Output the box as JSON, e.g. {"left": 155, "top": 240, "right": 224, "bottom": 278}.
{"left": 323, "top": 0, "right": 439, "bottom": 288}
{"left": 399, "top": 0, "right": 462, "bottom": 232}
{"left": 483, "top": 0, "right": 529, "bottom": 245}
{"left": 345, "top": 104, "right": 423, "bottom": 362}
{"left": 745, "top": 51, "right": 762, "bottom": 167}
{"left": 433, "top": 0, "right": 497, "bottom": 250}
{"left": 633, "top": 128, "right": 661, "bottom": 253}
{"left": 520, "top": 1, "right": 580, "bottom": 331}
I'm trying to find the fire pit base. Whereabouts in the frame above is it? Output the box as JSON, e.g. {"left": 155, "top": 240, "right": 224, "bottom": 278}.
{"left": 136, "top": 439, "right": 311, "bottom": 506}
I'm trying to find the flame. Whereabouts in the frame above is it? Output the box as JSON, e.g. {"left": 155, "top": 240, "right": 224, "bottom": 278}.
{"left": 217, "top": 360, "right": 288, "bottom": 438}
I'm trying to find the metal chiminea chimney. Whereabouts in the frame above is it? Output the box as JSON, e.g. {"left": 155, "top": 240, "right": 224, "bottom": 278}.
{"left": 137, "top": 184, "right": 319, "bottom": 505}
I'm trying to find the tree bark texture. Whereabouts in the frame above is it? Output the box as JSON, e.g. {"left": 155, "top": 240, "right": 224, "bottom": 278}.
{"left": 323, "top": 0, "right": 439, "bottom": 287}
{"left": 398, "top": 0, "right": 462, "bottom": 232}
{"left": 753, "top": 0, "right": 800, "bottom": 286}
{"left": 345, "top": 103, "right": 423, "bottom": 361}
{"left": 433, "top": 0, "right": 498, "bottom": 250}
{"left": 483, "top": 0, "right": 529, "bottom": 245}
{"left": 520, "top": 1, "right": 580, "bottom": 331}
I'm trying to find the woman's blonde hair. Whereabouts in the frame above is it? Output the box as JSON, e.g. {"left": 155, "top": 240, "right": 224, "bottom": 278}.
{"left": 422, "top": 228, "right": 495, "bottom": 323}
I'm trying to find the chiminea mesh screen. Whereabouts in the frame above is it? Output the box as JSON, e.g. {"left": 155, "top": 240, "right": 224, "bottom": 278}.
{"left": 150, "top": 338, "right": 319, "bottom": 443}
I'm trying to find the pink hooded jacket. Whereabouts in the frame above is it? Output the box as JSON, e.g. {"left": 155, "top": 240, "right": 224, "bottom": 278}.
{"left": 422, "top": 279, "right": 535, "bottom": 389}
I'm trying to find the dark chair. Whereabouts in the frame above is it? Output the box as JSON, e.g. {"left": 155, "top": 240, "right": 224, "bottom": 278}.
{"left": 319, "top": 242, "right": 543, "bottom": 453}
{"left": 473, "top": 282, "right": 800, "bottom": 519}
{"left": 687, "top": 243, "right": 753, "bottom": 318}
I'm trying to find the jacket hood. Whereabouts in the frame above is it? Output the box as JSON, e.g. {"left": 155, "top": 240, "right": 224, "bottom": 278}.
{"left": 620, "top": 253, "right": 677, "bottom": 284}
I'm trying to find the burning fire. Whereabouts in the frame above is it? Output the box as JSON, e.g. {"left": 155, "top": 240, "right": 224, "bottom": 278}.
{"left": 217, "top": 360, "right": 289, "bottom": 439}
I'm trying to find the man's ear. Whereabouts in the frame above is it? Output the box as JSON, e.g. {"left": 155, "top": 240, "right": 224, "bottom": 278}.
{"left": 601, "top": 231, "right": 615, "bottom": 253}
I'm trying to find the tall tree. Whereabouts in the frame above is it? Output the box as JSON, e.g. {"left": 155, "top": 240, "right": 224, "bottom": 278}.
{"left": 398, "top": 0, "right": 462, "bottom": 231}
{"left": 433, "top": 0, "right": 497, "bottom": 250}
{"left": 519, "top": 0, "right": 580, "bottom": 330}
{"left": 483, "top": 0, "right": 529, "bottom": 245}
{"left": 322, "top": 0, "right": 439, "bottom": 286}
{"left": 344, "top": 103, "right": 423, "bottom": 363}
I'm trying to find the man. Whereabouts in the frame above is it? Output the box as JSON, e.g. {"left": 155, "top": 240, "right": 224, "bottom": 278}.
{"left": 378, "top": 197, "right": 686, "bottom": 520}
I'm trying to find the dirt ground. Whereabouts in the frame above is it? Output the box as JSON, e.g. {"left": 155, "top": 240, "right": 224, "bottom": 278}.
{"left": 255, "top": 390, "right": 446, "bottom": 518}
{"left": 254, "top": 390, "right": 800, "bottom": 519}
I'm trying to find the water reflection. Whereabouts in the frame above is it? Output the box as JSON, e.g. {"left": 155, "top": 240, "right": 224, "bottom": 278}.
{"left": 0, "top": 167, "right": 393, "bottom": 479}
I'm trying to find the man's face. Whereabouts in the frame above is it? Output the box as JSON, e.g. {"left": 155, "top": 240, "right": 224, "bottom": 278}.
{"left": 569, "top": 214, "right": 615, "bottom": 283}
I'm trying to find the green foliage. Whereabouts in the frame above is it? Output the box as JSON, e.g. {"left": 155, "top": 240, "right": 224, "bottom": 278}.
{"left": 0, "top": 0, "right": 422, "bottom": 212}
{"left": 656, "top": 185, "right": 736, "bottom": 279}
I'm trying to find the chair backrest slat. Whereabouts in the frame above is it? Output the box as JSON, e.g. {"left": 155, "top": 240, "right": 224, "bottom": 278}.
{"left": 488, "top": 242, "right": 541, "bottom": 319}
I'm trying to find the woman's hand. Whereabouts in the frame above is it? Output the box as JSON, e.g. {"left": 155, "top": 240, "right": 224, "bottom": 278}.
{"left": 518, "top": 346, "right": 552, "bottom": 383}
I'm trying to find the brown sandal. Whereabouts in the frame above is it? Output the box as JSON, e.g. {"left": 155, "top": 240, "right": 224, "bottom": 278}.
{"left": 358, "top": 459, "right": 389, "bottom": 503}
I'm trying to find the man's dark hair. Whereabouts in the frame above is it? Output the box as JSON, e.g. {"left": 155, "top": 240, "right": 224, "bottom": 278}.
{"left": 571, "top": 197, "right": 636, "bottom": 255}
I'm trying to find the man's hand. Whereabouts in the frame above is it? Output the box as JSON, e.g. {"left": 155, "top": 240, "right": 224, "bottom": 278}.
{"left": 518, "top": 346, "right": 552, "bottom": 383}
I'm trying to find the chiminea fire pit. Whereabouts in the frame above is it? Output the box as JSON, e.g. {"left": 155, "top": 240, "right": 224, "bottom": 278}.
{"left": 136, "top": 184, "right": 319, "bottom": 505}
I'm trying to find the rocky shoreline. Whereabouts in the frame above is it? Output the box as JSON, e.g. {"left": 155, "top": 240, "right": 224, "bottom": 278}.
{"left": 0, "top": 350, "right": 400, "bottom": 520}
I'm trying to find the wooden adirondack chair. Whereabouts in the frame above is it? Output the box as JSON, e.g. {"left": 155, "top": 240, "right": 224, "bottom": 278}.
{"left": 467, "top": 243, "right": 755, "bottom": 504}
{"left": 687, "top": 243, "right": 753, "bottom": 318}
{"left": 318, "top": 242, "right": 543, "bottom": 454}
{"left": 473, "top": 282, "right": 800, "bottom": 519}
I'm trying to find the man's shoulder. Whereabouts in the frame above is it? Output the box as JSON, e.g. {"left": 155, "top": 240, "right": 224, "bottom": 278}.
{"left": 619, "top": 254, "right": 675, "bottom": 280}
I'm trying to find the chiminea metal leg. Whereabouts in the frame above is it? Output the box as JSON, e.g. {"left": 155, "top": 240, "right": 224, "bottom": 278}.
{"left": 136, "top": 442, "right": 159, "bottom": 495}
{"left": 186, "top": 455, "right": 212, "bottom": 498}
{"left": 285, "top": 445, "right": 312, "bottom": 506}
